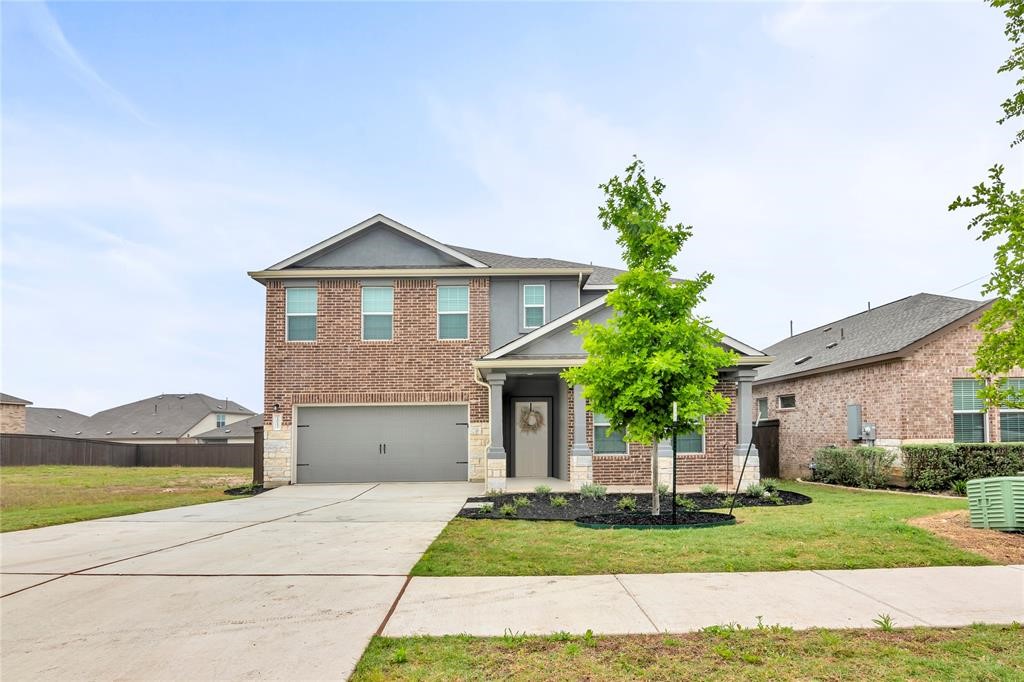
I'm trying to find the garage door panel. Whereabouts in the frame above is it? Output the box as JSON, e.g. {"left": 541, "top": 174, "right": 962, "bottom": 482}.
{"left": 296, "top": 405, "right": 468, "bottom": 483}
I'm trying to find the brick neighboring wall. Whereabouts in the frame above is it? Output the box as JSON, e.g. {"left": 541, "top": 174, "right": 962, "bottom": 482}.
{"left": 754, "top": 319, "right": 1024, "bottom": 479}
{"left": 571, "top": 379, "right": 737, "bottom": 486}
{"left": 0, "top": 404, "right": 26, "bottom": 433}
{"left": 263, "top": 277, "right": 491, "bottom": 482}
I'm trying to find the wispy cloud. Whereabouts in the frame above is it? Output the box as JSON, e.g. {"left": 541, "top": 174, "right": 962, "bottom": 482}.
{"left": 21, "top": 2, "right": 152, "bottom": 126}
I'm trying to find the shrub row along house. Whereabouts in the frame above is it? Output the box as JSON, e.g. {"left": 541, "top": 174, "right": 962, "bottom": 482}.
{"left": 251, "top": 215, "right": 772, "bottom": 490}
{"left": 754, "top": 294, "right": 1024, "bottom": 479}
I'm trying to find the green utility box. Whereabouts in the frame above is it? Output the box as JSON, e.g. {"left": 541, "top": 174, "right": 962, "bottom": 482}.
{"left": 967, "top": 476, "right": 1024, "bottom": 531}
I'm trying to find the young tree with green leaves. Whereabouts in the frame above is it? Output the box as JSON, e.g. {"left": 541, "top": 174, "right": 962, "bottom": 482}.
{"left": 562, "top": 158, "right": 738, "bottom": 515}
{"left": 949, "top": 0, "right": 1024, "bottom": 409}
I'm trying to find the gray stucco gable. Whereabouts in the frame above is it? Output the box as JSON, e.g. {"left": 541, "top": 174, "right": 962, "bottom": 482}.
{"left": 294, "top": 223, "right": 467, "bottom": 269}
{"left": 506, "top": 305, "right": 612, "bottom": 358}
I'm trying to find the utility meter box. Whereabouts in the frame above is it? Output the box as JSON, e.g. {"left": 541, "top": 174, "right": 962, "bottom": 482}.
{"left": 861, "top": 423, "right": 876, "bottom": 441}
{"left": 968, "top": 476, "right": 1024, "bottom": 530}
{"left": 847, "top": 404, "right": 862, "bottom": 440}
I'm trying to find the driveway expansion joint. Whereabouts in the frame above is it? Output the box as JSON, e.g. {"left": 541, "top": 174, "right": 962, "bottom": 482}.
{"left": 810, "top": 569, "right": 932, "bottom": 627}
{"left": 613, "top": 573, "right": 661, "bottom": 633}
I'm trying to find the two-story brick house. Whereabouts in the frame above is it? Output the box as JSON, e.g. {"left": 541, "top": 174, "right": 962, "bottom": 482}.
{"left": 754, "top": 293, "right": 1024, "bottom": 479}
{"left": 252, "top": 215, "right": 771, "bottom": 490}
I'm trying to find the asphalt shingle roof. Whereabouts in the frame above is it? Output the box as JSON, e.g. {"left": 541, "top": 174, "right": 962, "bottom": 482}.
{"left": 755, "top": 293, "right": 989, "bottom": 383}
{"left": 0, "top": 393, "right": 32, "bottom": 405}
{"left": 25, "top": 407, "right": 88, "bottom": 437}
{"left": 194, "top": 414, "right": 264, "bottom": 440}
{"left": 75, "top": 393, "right": 254, "bottom": 440}
{"left": 446, "top": 246, "right": 593, "bottom": 271}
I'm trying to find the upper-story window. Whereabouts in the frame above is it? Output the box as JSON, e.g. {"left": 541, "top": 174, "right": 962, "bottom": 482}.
{"left": 438, "top": 286, "right": 469, "bottom": 340}
{"left": 998, "top": 378, "right": 1023, "bottom": 442}
{"left": 286, "top": 287, "right": 317, "bottom": 341}
{"left": 523, "top": 284, "right": 546, "bottom": 329}
{"left": 953, "top": 378, "right": 986, "bottom": 442}
{"left": 215, "top": 414, "right": 226, "bottom": 428}
{"left": 362, "top": 286, "right": 394, "bottom": 341}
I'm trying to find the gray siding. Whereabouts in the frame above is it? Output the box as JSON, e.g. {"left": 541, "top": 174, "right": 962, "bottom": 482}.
{"left": 507, "top": 305, "right": 613, "bottom": 357}
{"left": 580, "top": 290, "right": 608, "bottom": 305}
{"left": 489, "top": 277, "right": 581, "bottom": 350}
{"left": 295, "top": 224, "right": 464, "bottom": 268}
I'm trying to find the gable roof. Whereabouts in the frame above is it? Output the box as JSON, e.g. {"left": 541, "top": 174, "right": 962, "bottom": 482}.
{"left": 75, "top": 393, "right": 254, "bottom": 440}
{"left": 194, "top": 413, "right": 264, "bottom": 440}
{"left": 0, "top": 393, "right": 32, "bottom": 406}
{"left": 25, "top": 407, "right": 88, "bottom": 436}
{"left": 755, "top": 293, "right": 991, "bottom": 384}
{"left": 482, "top": 295, "right": 768, "bottom": 362}
{"left": 267, "top": 215, "right": 487, "bottom": 270}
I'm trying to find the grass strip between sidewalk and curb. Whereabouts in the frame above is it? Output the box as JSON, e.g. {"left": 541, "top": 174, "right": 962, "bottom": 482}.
{"left": 352, "top": 624, "right": 1024, "bottom": 681}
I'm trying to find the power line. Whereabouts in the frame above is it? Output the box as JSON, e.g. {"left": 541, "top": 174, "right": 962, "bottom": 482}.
{"left": 945, "top": 274, "right": 988, "bottom": 294}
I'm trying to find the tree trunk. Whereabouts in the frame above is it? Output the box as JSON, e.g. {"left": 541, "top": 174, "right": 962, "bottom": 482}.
{"left": 651, "top": 437, "right": 660, "bottom": 516}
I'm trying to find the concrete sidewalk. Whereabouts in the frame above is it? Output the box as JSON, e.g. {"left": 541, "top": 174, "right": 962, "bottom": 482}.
{"left": 383, "top": 565, "right": 1024, "bottom": 636}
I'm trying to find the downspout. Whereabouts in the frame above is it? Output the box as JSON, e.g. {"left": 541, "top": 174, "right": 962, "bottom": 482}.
{"left": 577, "top": 271, "right": 583, "bottom": 308}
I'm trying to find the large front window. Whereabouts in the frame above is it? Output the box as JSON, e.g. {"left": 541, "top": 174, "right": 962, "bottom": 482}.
{"left": 593, "top": 413, "right": 626, "bottom": 454}
{"left": 523, "top": 284, "right": 546, "bottom": 328}
{"left": 437, "top": 286, "right": 469, "bottom": 340}
{"left": 675, "top": 428, "right": 704, "bottom": 453}
{"left": 286, "top": 287, "right": 316, "bottom": 341}
{"left": 953, "top": 378, "right": 986, "bottom": 443}
{"left": 362, "top": 287, "right": 394, "bottom": 341}
{"left": 1000, "top": 378, "right": 1024, "bottom": 442}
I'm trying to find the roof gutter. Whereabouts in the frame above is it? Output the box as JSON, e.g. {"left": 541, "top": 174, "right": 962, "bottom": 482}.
{"left": 249, "top": 267, "right": 595, "bottom": 283}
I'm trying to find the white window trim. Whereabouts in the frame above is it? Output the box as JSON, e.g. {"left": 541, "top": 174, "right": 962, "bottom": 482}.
{"left": 592, "top": 413, "right": 627, "bottom": 455}
{"left": 997, "top": 379, "right": 1023, "bottom": 442}
{"left": 756, "top": 397, "right": 769, "bottom": 419}
{"left": 778, "top": 394, "right": 797, "bottom": 410}
{"left": 523, "top": 284, "right": 546, "bottom": 329}
{"left": 953, "top": 378, "right": 989, "bottom": 443}
{"left": 285, "top": 287, "right": 317, "bottom": 342}
{"left": 675, "top": 418, "right": 706, "bottom": 454}
{"left": 361, "top": 286, "right": 394, "bottom": 342}
{"left": 215, "top": 414, "right": 226, "bottom": 428}
{"left": 437, "top": 285, "right": 470, "bottom": 341}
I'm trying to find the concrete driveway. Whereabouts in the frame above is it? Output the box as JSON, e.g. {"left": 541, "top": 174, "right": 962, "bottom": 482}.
{"left": 0, "top": 482, "right": 476, "bottom": 681}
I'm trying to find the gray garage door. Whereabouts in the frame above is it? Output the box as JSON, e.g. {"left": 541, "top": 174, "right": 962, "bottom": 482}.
{"left": 295, "top": 405, "right": 468, "bottom": 483}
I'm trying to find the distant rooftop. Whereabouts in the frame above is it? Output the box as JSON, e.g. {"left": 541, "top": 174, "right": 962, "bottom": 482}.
{"left": 0, "top": 393, "right": 32, "bottom": 406}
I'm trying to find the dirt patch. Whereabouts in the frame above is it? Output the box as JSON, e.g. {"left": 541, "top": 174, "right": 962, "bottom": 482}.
{"left": 910, "top": 510, "right": 1024, "bottom": 564}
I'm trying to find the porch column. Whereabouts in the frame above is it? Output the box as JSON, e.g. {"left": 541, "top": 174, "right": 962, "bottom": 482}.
{"left": 657, "top": 439, "right": 674, "bottom": 489}
{"left": 570, "top": 383, "right": 593, "bottom": 489}
{"left": 486, "top": 373, "right": 507, "bottom": 491}
{"left": 734, "top": 369, "right": 760, "bottom": 488}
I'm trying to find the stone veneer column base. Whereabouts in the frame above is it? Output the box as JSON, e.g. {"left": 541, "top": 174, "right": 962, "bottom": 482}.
{"left": 569, "top": 451, "right": 593, "bottom": 490}
{"left": 732, "top": 445, "right": 760, "bottom": 489}
{"left": 468, "top": 422, "right": 489, "bottom": 482}
{"left": 486, "top": 457, "right": 507, "bottom": 492}
{"left": 264, "top": 429, "right": 292, "bottom": 487}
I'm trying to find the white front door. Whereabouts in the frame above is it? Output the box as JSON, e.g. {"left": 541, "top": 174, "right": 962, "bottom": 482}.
{"left": 513, "top": 400, "right": 549, "bottom": 477}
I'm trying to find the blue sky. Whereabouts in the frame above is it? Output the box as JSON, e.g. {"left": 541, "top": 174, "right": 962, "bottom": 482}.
{"left": 2, "top": 1, "right": 1020, "bottom": 415}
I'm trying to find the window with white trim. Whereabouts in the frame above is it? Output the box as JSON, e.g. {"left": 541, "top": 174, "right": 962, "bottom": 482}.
{"left": 999, "top": 378, "right": 1024, "bottom": 442}
{"left": 675, "top": 425, "right": 704, "bottom": 453}
{"left": 437, "top": 286, "right": 469, "bottom": 340}
{"left": 362, "top": 286, "right": 394, "bottom": 341}
{"left": 778, "top": 394, "right": 796, "bottom": 409}
{"left": 757, "top": 397, "right": 768, "bottom": 419}
{"left": 953, "top": 378, "right": 986, "bottom": 443}
{"left": 216, "top": 414, "right": 226, "bottom": 428}
{"left": 593, "top": 413, "right": 626, "bottom": 454}
{"left": 523, "top": 284, "right": 546, "bottom": 328}
{"left": 286, "top": 287, "right": 316, "bottom": 341}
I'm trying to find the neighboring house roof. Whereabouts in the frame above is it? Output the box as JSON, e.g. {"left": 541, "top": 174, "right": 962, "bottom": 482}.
{"left": 0, "top": 393, "right": 32, "bottom": 406}
{"left": 75, "top": 393, "right": 254, "bottom": 440}
{"left": 447, "top": 246, "right": 593, "bottom": 271}
{"left": 755, "top": 293, "right": 991, "bottom": 384}
{"left": 25, "top": 407, "right": 88, "bottom": 436}
{"left": 194, "top": 414, "right": 264, "bottom": 440}
{"left": 584, "top": 265, "right": 626, "bottom": 289}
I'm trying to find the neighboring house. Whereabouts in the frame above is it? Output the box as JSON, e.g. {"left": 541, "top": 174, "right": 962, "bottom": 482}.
{"left": 0, "top": 393, "right": 32, "bottom": 433}
{"left": 753, "top": 293, "right": 1024, "bottom": 479}
{"left": 72, "top": 394, "right": 255, "bottom": 444}
{"left": 195, "top": 414, "right": 264, "bottom": 443}
{"left": 25, "top": 407, "right": 88, "bottom": 437}
{"left": 251, "top": 214, "right": 772, "bottom": 489}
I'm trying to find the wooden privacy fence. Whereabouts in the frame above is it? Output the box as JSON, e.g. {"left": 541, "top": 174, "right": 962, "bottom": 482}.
{"left": 753, "top": 419, "right": 780, "bottom": 479}
{"left": 1, "top": 433, "right": 254, "bottom": 468}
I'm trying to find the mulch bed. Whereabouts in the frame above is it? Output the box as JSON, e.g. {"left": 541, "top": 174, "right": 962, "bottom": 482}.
{"left": 576, "top": 511, "right": 735, "bottom": 528}
{"left": 460, "top": 489, "right": 811, "bottom": 521}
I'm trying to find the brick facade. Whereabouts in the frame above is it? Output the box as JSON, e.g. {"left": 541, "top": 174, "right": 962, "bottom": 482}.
{"left": 568, "top": 379, "right": 738, "bottom": 486}
{"left": 754, "top": 319, "right": 1024, "bottom": 479}
{"left": 263, "top": 277, "right": 491, "bottom": 484}
{"left": 0, "top": 403, "right": 27, "bottom": 433}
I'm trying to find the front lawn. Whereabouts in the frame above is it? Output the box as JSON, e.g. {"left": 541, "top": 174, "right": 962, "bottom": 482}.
{"left": 353, "top": 625, "right": 1024, "bottom": 681}
{"left": 0, "top": 465, "right": 251, "bottom": 532}
{"left": 413, "top": 482, "right": 990, "bottom": 576}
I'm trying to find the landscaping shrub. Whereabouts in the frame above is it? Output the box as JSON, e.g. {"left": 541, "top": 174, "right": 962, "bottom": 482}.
{"left": 902, "top": 442, "right": 1024, "bottom": 492}
{"left": 513, "top": 495, "right": 531, "bottom": 509}
{"left": 615, "top": 495, "right": 638, "bottom": 512}
{"left": 812, "top": 446, "right": 895, "bottom": 489}
{"left": 500, "top": 503, "right": 517, "bottom": 517}
{"left": 699, "top": 483, "right": 719, "bottom": 495}
{"left": 579, "top": 483, "right": 607, "bottom": 499}
{"left": 760, "top": 478, "right": 780, "bottom": 493}
{"left": 657, "top": 483, "right": 670, "bottom": 495}
{"left": 549, "top": 495, "right": 568, "bottom": 508}
{"left": 744, "top": 483, "right": 766, "bottom": 497}
{"left": 534, "top": 484, "right": 552, "bottom": 495}
{"left": 675, "top": 495, "right": 698, "bottom": 511}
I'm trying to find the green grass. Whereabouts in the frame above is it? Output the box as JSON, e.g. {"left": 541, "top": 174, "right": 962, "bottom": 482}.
{"left": 412, "top": 482, "right": 990, "bottom": 576}
{"left": 0, "top": 465, "right": 251, "bottom": 532}
{"left": 353, "top": 625, "right": 1024, "bottom": 681}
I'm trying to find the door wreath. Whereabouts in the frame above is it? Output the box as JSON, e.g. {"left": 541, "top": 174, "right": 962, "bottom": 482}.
{"left": 518, "top": 404, "right": 545, "bottom": 433}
